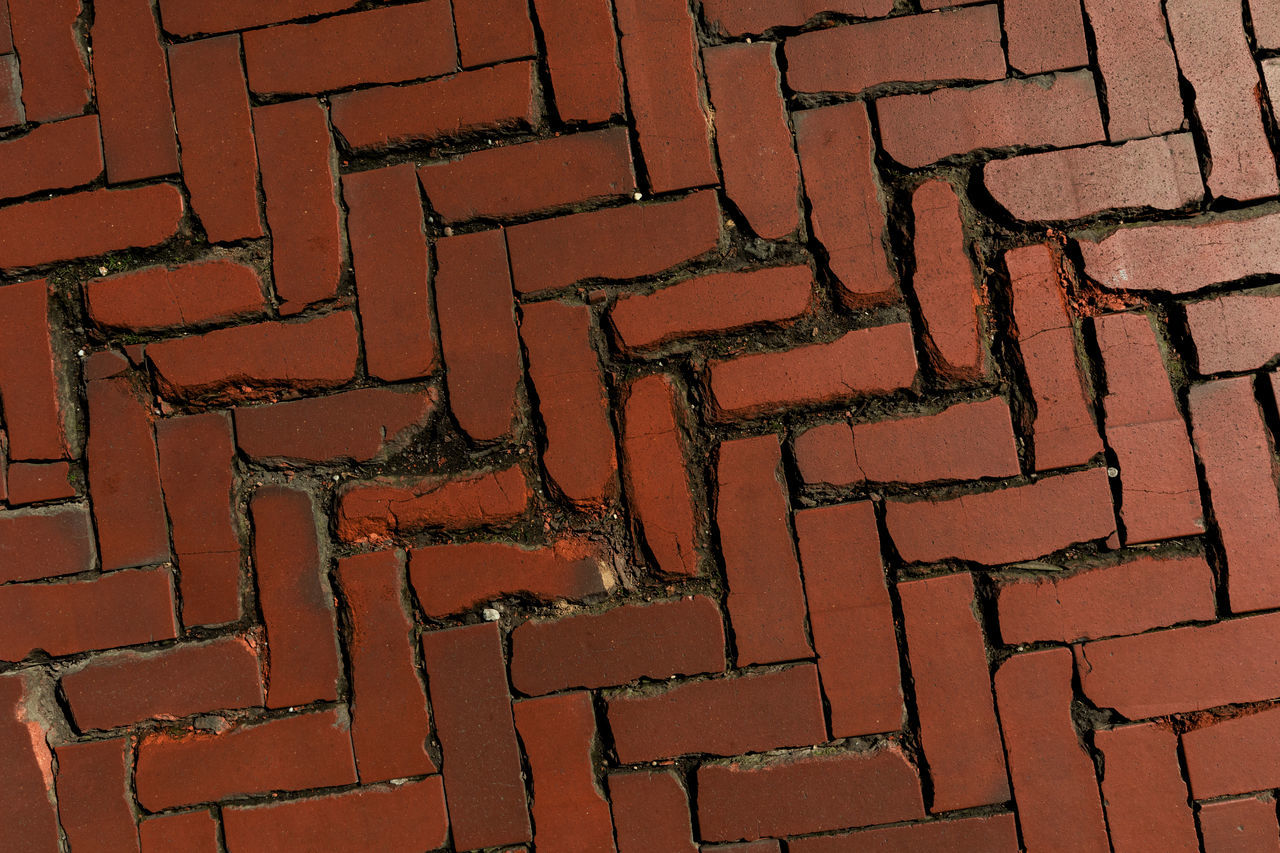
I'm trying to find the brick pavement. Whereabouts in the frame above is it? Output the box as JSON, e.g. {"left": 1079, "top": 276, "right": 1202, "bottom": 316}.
{"left": 0, "top": 0, "right": 1279, "bottom": 850}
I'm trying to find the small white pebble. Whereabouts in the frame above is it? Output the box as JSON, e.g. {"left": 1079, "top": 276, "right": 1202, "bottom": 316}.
{"left": 77, "top": 349, "right": 85, "bottom": 357}
{"left": 332, "top": 474, "right": 340, "bottom": 482}
{"left": 632, "top": 191, "right": 643, "bottom": 201}
{"left": 443, "top": 226, "right": 454, "bottom": 236}
{"left": 1107, "top": 467, "right": 1119, "bottom": 478}
{"left": 482, "top": 607, "right": 501, "bottom": 622}
{"left": 97, "top": 266, "right": 108, "bottom": 275}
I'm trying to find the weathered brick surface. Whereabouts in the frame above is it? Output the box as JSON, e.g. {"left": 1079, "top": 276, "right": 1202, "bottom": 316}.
{"left": 86, "top": 260, "right": 266, "bottom": 332}
{"left": 911, "top": 179, "right": 984, "bottom": 375}
{"left": 610, "top": 769, "right": 698, "bottom": 853}
{"left": 1095, "top": 723, "right": 1200, "bottom": 852}
{"left": 0, "top": 115, "right": 102, "bottom": 201}
{"left": 1083, "top": 0, "right": 1185, "bottom": 140}
{"left": 1198, "top": 796, "right": 1280, "bottom": 852}
{"left": 1188, "top": 290, "right": 1280, "bottom": 373}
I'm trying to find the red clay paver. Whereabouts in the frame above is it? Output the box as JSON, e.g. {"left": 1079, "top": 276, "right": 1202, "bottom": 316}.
{"left": 1095, "top": 723, "right": 1200, "bottom": 853}
{"left": 911, "top": 179, "right": 984, "bottom": 375}
{"left": 609, "top": 769, "right": 698, "bottom": 853}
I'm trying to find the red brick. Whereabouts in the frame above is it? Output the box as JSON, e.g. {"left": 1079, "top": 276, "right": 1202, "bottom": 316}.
{"left": 856, "top": 398, "right": 1019, "bottom": 483}
{"left": 623, "top": 374, "right": 697, "bottom": 576}
{"left": 156, "top": 412, "right": 240, "bottom": 626}
{"left": 1096, "top": 311, "right": 1204, "bottom": 543}
{"left": 887, "top": 468, "right": 1115, "bottom": 565}
{"left": 330, "top": 61, "right": 539, "bottom": 151}
{"left": 420, "top": 622, "right": 531, "bottom": 850}
{"left": 334, "top": 551, "right": 436, "bottom": 782}
{"left": 610, "top": 266, "right": 812, "bottom": 352}
{"left": 0, "top": 184, "right": 183, "bottom": 270}
{"left": 610, "top": 770, "right": 697, "bottom": 852}
{"left": 0, "top": 280, "right": 68, "bottom": 460}
{"left": 251, "top": 486, "right": 341, "bottom": 709}
{"left": 1190, "top": 291, "right": 1280, "bottom": 373}
{"left": 235, "top": 387, "right": 433, "bottom": 463}
{"left": 614, "top": 0, "right": 715, "bottom": 192}
{"left": 86, "top": 372, "right": 170, "bottom": 570}
{"left": 0, "top": 55, "right": 20, "bottom": 127}
{"left": 0, "top": 567, "right": 177, "bottom": 661}
{"left": 696, "top": 746, "right": 925, "bottom": 842}
{"left": 337, "top": 464, "right": 529, "bottom": 543}
{"left": 899, "top": 573, "right": 1008, "bottom": 812}
{"left": 92, "top": 0, "right": 179, "bottom": 183}
{"left": 0, "top": 506, "right": 93, "bottom": 583}
{"left": 708, "top": 843, "right": 781, "bottom": 853}
{"left": 507, "top": 190, "right": 722, "bottom": 294}
{"left": 1199, "top": 797, "right": 1280, "bottom": 852}
{"left": 453, "top": 0, "right": 534, "bottom": 67}
{"left": 1190, "top": 376, "right": 1280, "bottom": 612}
{"left": 8, "top": 0, "right": 89, "bottom": 122}
{"left": 1167, "top": 0, "right": 1277, "bottom": 201}
{"left": 513, "top": 692, "right": 615, "bottom": 852}
{"left": 788, "top": 813, "right": 1020, "bottom": 853}
{"left": 1095, "top": 723, "right": 1199, "bottom": 853}
{"left": 533, "top": 0, "right": 623, "bottom": 123}
{"left": 1004, "top": 0, "right": 1088, "bottom": 74}
{"left": 4, "top": 462, "right": 74, "bottom": 505}
{"left": 343, "top": 163, "right": 436, "bottom": 382}
{"left": 61, "top": 636, "right": 262, "bottom": 731}
{"left": 139, "top": 811, "right": 219, "bottom": 853}
{"left": 521, "top": 301, "right": 617, "bottom": 504}
{"left": 420, "top": 128, "right": 634, "bottom": 222}
{"left": 607, "top": 664, "right": 827, "bottom": 763}
{"left": 794, "top": 503, "right": 903, "bottom": 737}
{"left": 995, "top": 648, "right": 1109, "bottom": 852}
{"left": 168, "top": 35, "right": 265, "bottom": 243}
{"left": 0, "top": 115, "right": 101, "bottom": 200}
{"left": 911, "top": 180, "right": 983, "bottom": 375}
{"left": 223, "top": 778, "right": 449, "bottom": 853}
{"left": 148, "top": 311, "right": 359, "bottom": 402}
{"left": 792, "top": 102, "right": 896, "bottom": 305}
{"left": 717, "top": 435, "right": 810, "bottom": 664}
{"left": 787, "top": 7, "right": 1004, "bottom": 93}
{"left": 254, "top": 99, "right": 342, "bottom": 313}
{"left": 879, "top": 71, "right": 1104, "bottom": 168}
{"left": 409, "top": 539, "right": 612, "bottom": 617}
{"left": 793, "top": 422, "right": 860, "bottom": 486}
{"left": 709, "top": 323, "right": 917, "bottom": 417}
{"left": 0, "top": 673, "right": 60, "bottom": 852}
{"left": 54, "top": 738, "right": 137, "bottom": 853}
{"left": 1183, "top": 705, "right": 1280, "bottom": 798}
{"left": 1005, "top": 243, "right": 1103, "bottom": 469}
{"left": 244, "top": 3, "right": 455, "bottom": 95}
{"left": 434, "top": 229, "right": 521, "bottom": 440}
{"left": 135, "top": 709, "right": 357, "bottom": 811}
{"left": 704, "top": 42, "right": 801, "bottom": 240}
{"left": 511, "top": 596, "right": 725, "bottom": 695}
{"left": 997, "top": 554, "right": 1217, "bottom": 644}
{"left": 1257, "top": 0, "right": 1280, "bottom": 48}
{"left": 985, "top": 135, "right": 1203, "bottom": 221}
{"left": 0, "top": 0, "right": 10, "bottom": 53}
{"left": 702, "top": 0, "right": 894, "bottom": 35}
{"left": 86, "top": 260, "right": 267, "bottom": 332}
{"left": 1083, "top": 0, "right": 1184, "bottom": 140}
{"left": 158, "top": 0, "right": 355, "bottom": 35}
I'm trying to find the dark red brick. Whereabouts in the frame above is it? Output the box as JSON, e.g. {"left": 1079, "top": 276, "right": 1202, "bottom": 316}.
{"left": 1198, "top": 797, "right": 1280, "bottom": 851}
{"left": 235, "top": 387, "right": 433, "bottom": 463}
{"left": 139, "top": 811, "right": 219, "bottom": 853}
{"left": 1004, "top": 0, "right": 1088, "bottom": 74}
{"left": 0, "top": 673, "right": 61, "bottom": 852}
{"left": 420, "top": 622, "right": 531, "bottom": 850}
{"left": 851, "top": 398, "right": 1020, "bottom": 483}
{"left": 0, "top": 280, "right": 68, "bottom": 460}
{"left": 607, "top": 665, "right": 827, "bottom": 763}
{"left": 702, "top": 0, "right": 893, "bottom": 35}
{"left": 789, "top": 813, "right": 1020, "bottom": 852}
{"left": 4, "top": 462, "right": 74, "bottom": 505}
{"left": 793, "top": 422, "right": 860, "bottom": 486}
{"left": 533, "top": 0, "right": 623, "bottom": 123}
{"left": 0, "top": 506, "right": 93, "bottom": 583}
{"left": 454, "top": 0, "right": 535, "bottom": 67}
{"left": 1083, "top": 0, "right": 1184, "bottom": 140}
{"left": 1183, "top": 704, "right": 1280, "bottom": 798}
{"left": 334, "top": 551, "right": 436, "bottom": 782}
{"left": 0, "top": 0, "right": 10, "bottom": 53}
{"left": 8, "top": 0, "right": 90, "bottom": 122}
{"left": 1095, "top": 723, "right": 1199, "bottom": 853}
{"left": 609, "top": 769, "right": 698, "bottom": 853}
{"left": 511, "top": 596, "right": 724, "bottom": 695}
{"left": 54, "top": 738, "right": 137, "bottom": 853}
{"left": 513, "top": 692, "right": 615, "bottom": 851}
{"left": 1187, "top": 291, "right": 1280, "bottom": 373}
{"left": 911, "top": 179, "right": 983, "bottom": 375}
{"left": 0, "top": 115, "right": 101, "bottom": 200}
{"left": 158, "top": 0, "right": 355, "bottom": 35}
{"left": 86, "top": 260, "right": 267, "bottom": 332}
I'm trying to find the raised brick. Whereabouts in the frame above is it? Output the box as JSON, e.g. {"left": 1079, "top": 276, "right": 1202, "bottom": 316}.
{"left": 709, "top": 323, "right": 917, "bottom": 417}
{"left": 223, "top": 778, "right": 449, "bottom": 853}
{"left": 1082, "top": 0, "right": 1184, "bottom": 140}
{"left": 793, "top": 422, "right": 860, "bottom": 486}
{"left": 1199, "top": 797, "right": 1280, "bottom": 852}
{"left": 434, "top": 229, "right": 521, "bottom": 440}
{"left": 507, "top": 190, "right": 721, "bottom": 293}
{"left": 148, "top": 311, "right": 360, "bottom": 402}
{"left": 0, "top": 184, "right": 183, "bottom": 270}
{"left": 420, "top": 622, "right": 531, "bottom": 850}
{"left": 609, "top": 770, "right": 698, "bottom": 853}
{"left": 157, "top": 0, "right": 356, "bottom": 36}
{"left": 235, "top": 387, "right": 433, "bottom": 463}
{"left": 854, "top": 398, "right": 1019, "bottom": 483}
{"left": 1188, "top": 291, "right": 1280, "bottom": 373}
{"left": 168, "top": 35, "right": 266, "bottom": 243}
{"left": 911, "top": 180, "right": 982, "bottom": 375}
{"left": 792, "top": 102, "right": 896, "bottom": 305}
{"left": 244, "top": 3, "right": 456, "bottom": 95}
{"left": 717, "top": 435, "right": 810, "bottom": 664}
{"left": 533, "top": 0, "right": 623, "bottom": 123}
{"left": 1004, "top": 0, "right": 1088, "bottom": 74}
{"left": 254, "top": 99, "right": 342, "bottom": 313}
{"left": 334, "top": 551, "right": 436, "bottom": 782}
{"left": 997, "top": 554, "right": 1217, "bottom": 644}
{"left": 0, "top": 506, "right": 93, "bottom": 583}
{"left": 0, "top": 280, "right": 68, "bottom": 460}
{"left": 1096, "top": 311, "right": 1204, "bottom": 543}
{"left": 886, "top": 468, "right": 1116, "bottom": 565}
{"left": 985, "top": 135, "right": 1203, "bottom": 221}
{"left": 54, "top": 738, "right": 138, "bottom": 853}
{"left": 513, "top": 692, "right": 616, "bottom": 852}
{"left": 1095, "top": 723, "right": 1199, "bottom": 853}
{"left": 607, "top": 665, "right": 827, "bottom": 763}
{"left": 86, "top": 260, "right": 267, "bottom": 332}
{"left": 511, "top": 596, "right": 725, "bottom": 695}
{"left": 0, "top": 673, "right": 60, "bottom": 851}
{"left": 419, "top": 128, "right": 634, "bottom": 221}
{"left": 1167, "top": 0, "right": 1277, "bottom": 201}
{"left": 702, "top": 0, "right": 894, "bottom": 35}
{"left": 92, "top": 0, "right": 179, "bottom": 182}
{"left": 343, "top": 164, "right": 436, "bottom": 382}
{"left": 794, "top": 502, "right": 903, "bottom": 736}
{"left": 704, "top": 42, "right": 801, "bottom": 240}
{"left": 623, "top": 374, "right": 697, "bottom": 576}
{"left": 140, "top": 811, "right": 219, "bottom": 853}
{"left": 8, "top": 0, "right": 90, "bottom": 121}
{"left": 697, "top": 747, "right": 925, "bottom": 842}
{"left": 521, "top": 301, "right": 617, "bottom": 504}
{"left": 789, "top": 814, "right": 1020, "bottom": 853}
{"left": 330, "top": 61, "right": 539, "bottom": 151}
{"left": 787, "top": 7, "right": 1004, "bottom": 93}
{"left": 1183, "top": 705, "right": 1280, "bottom": 798}
{"left": 1189, "top": 376, "right": 1280, "bottom": 612}
{"left": 453, "top": 0, "right": 534, "bottom": 67}
{"left": 5, "top": 461, "right": 74, "bottom": 505}
{"left": 879, "top": 71, "right": 1104, "bottom": 168}
{"left": 0, "top": 115, "right": 102, "bottom": 200}
{"left": 337, "top": 464, "right": 529, "bottom": 542}
{"left": 135, "top": 709, "right": 357, "bottom": 812}
{"left": 899, "top": 572, "right": 1008, "bottom": 811}
{"left": 0, "top": 567, "right": 177, "bottom": 661}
